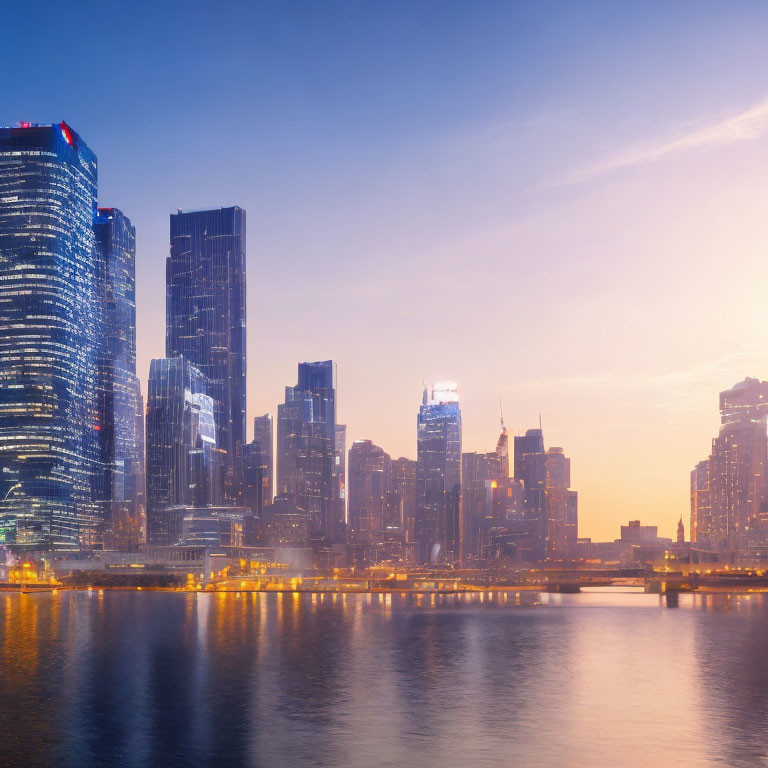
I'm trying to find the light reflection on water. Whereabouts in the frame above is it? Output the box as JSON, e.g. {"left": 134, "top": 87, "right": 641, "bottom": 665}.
{"left": 1, "top": 588, "right": 766, "bottom": 767}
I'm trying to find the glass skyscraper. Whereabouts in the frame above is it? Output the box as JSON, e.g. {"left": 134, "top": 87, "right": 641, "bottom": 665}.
{"left": 513, "top": 428, "right": 548, "bottom": 562}
{"left": 416, "top": 382, "right": 462, "bottom": 564}
{"left": 94, "top": 207, "right": 144, "bottom": 549}
{"left": 145, "top": 357, "right": 219, "bottom": 545}
{"left": 277, "top": 361, "right": 341, "bottom": 540}
{"left": 0, "top": 122, "right": 100, "bottom": 550}
{"left": 691, "top": 378, "right": 768, "bottom": 558}
{"left": 166, "top": 207, "right": 246, "bottom": 497}
{"left": 252, "top": 414, "right": 273, "bottom": 510}
{"left": 348, "top": 439, "right": 391, "bottom": 546}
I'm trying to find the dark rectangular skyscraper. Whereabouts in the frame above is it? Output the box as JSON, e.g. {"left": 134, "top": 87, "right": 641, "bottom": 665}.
{"left": 0, "top": 122, "right": 100, "bottom": 550}
{"left": 94, "top": 207, "right": 144, "bottom": 549}
{"left": 166, "top": 207, "right": 246, "bottom": 496}
{"left": 513, "top": 428, "right": 547, "bottom": 561}
{"left": 252, "top": 414, "right": 273, "bottom": 510}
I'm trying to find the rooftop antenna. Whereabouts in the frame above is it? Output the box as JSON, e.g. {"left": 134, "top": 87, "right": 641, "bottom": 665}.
{"left": 539, "top": 412, "right": 542, "bottom": 431}
{"left": 499, "top": 397, "right": 506, "bottom": 432}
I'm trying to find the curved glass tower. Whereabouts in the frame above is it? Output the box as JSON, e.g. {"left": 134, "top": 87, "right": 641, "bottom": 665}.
{"left": 0, "top": 123, "right": 100, "bottom": 550}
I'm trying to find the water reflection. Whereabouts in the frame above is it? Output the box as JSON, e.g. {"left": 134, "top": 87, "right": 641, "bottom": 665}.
{"left": 2, "top": 590, "right": 768, "bottom": 767}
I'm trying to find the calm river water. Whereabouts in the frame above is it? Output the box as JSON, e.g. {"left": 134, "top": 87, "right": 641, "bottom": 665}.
{"left": 1, "top": 588, "right": 766, "bottom": 767}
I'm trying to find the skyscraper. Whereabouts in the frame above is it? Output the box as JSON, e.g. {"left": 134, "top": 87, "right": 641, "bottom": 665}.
{"left": 690, "top": 459, "right": 711, "bottom": 545}
{"left": 166, "top": 207, "right": 246, "bottom": 496}
{"left": 461, "top": 450, "right": 502, "bottom": 562}
{"left": 252, "top": 414, "right": 273, "bottom": 509}
{"left": 348, "top": 439, "right": 391, "bottom": 547}
{"left": 416, "top": 381, "right": 462, "bottom": 564}
{"left": 513, "top": 428, "right": 547, "bottom": 561}
{"left": 335, "top": 423, "right": 347, "bottom": 532}
{"left": 389, "top": 456, "right": 417, "bottom": 560}
{"left": 0, "top": 122, "right": 100, "bottom": 550}
{"left": 94, "top": 207, "right": 144, "bottom": 550}
{"left": 692, "top": 378, "right": 768, "bottom": 557}
{"left": 277, "top": 361, "right": 340, "bottom": 540}
{"left": 145, "top": 357, "right": 219, "bottom": 545}
{"left": 544, "top": 446, "right": 577, "bottom": 560}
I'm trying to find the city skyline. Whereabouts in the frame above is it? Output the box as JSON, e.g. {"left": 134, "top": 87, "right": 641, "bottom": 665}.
{"left": 9, "top": 2, "right": 768, "bottom": 541}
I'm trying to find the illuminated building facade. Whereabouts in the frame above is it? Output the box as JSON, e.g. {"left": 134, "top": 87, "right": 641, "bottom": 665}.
{"left": 276, "top": 361, "right": 341, "bottom": 540}
{"left": 94, "top": 207, "right": 145, "bottom": 549}
{"left": 0, "top": 122, "right": 101, "bottom": 550}
{"left": 416, "top": 382, "right": 462, "bottom": 564}
{"left": 167, "top": 207, "right": 246, "bottom": 498}
{"left": 146, "top": 357, "right": 220, "bottom": 545}
{"left": 692, "top": 378, "right": 768, "bottom": 558}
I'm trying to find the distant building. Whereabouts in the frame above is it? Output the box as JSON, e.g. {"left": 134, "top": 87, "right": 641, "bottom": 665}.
{"left": 263, "top": 494, "right": 311, "bottom": 546}
{"left": 620, "top": 520, "right": 660, "bottom": 543}
{"left": 166, "top": 207, "right": 246, "bottom": 498}
{"left": 0, "top": 122, "right": 100, "bottom": 550}
{"left": 496, "top": 420, "right": 510, "bottom": 479}
{"left": 238, "top": 414, "right": 272, "bottom": 520}
{"left": 146, "top": 357, "right": 220, "bottom": 545}
{"left": 178, "top": 505, "right": 246, "bottom": 547}
{"left": 416, "top": 382, "right": 462, "bottom": 564}
{"left": 277, "top": 361, "right": 341, "bottom": 540}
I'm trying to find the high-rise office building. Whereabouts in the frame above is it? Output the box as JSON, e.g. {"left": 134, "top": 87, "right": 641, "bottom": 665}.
{"left": 389, "top": 456, "right": 417, "bottom": 559}
{"left": 348, "top": 439, "right": 391, "bottom": 545}
{"left": 692, "top": 378, "right": 768, "bottom": 557}
{"left": 513, "top": 428, "right": 548, "bottom": 561}
{"left": 335, "top": 424, "right": 347, "bottom": 531}
{"left": 496, "top": 421, "right": 510, "bottom": 479}
{"left": 166, "top": 207, "right": 246, "bottom": 496}
{"left": 252, "top": 414, "right": 273, "bottom": 509}
{"left": 277, "top": 361, "right": 340, "bottom": 540}
{"left": 94, "top": 207, "right": 144, "bottom": 550}
{"left": 0, "top": 122, "right": 100, "bottom": 550}
{"left": 416, "top": 382, "right": 462, "bottom": 564}
{"left": 145, "top": 357, "right": 219, "bottom": 545}
{"left": 690, "top": 459, "right": 711, "bottom": 545}
{"left": 462, "top": 450, "right": 502, "bottom": 562}
{"left": 544, "top": 446, "right": 577, "bottom": 560}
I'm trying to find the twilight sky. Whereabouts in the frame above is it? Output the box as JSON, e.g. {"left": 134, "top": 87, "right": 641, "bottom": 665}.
{"left": 5, "top": 0, "right": 768, "bottom": 540}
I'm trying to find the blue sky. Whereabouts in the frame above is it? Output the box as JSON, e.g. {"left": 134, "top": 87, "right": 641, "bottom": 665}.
{"left": 6, "top": 0, "right": 768, "bottom": 538}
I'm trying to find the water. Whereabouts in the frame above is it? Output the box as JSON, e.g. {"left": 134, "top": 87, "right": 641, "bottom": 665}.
{"left": 1, "top": 587, "right": 766, "bottom": 768}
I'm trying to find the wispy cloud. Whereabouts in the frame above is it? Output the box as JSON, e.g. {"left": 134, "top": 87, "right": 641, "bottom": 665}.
{"left": 562, "top": 95, "right": 768, "bottom": 185}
